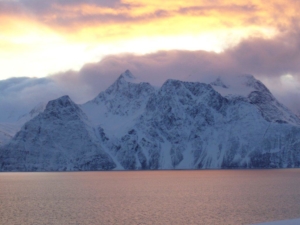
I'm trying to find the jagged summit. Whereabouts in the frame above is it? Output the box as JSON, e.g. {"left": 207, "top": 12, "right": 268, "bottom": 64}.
{"left": 91, "top": 70, "right": 153, "bottom": 101}
{"left": 208, "top": 75, "right": 300, "bottom": 125}
{"left": 45, "top": 95, "right": 73, "bottom": 110}
{"left": 101, "top": 70, "right": 142, "bottom": 96}
{"left": 119, "top": 69, "right": 136, "bottom": 81}
{"left": 112, "top": 70, "right": 139, "bottom": 86}
{"left": 239, "top": 74, "right": 270, "bottom": 93}
{"left": 44, "top": 95, "right": 89, "bottom": 121}
{"left": 82, "top": 70, "right": 155, "bottom": 130}
{"left": 210, "top": 77, "right": 228, "bottom": 88}
{"left": 209, "top": 74, "right": 269, "bottom": 98}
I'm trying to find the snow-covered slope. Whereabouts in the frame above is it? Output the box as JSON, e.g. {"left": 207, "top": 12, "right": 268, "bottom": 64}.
{"left": 0, "top": 102, "right": 46, "bottom": 146}
{"left": 1, "top": 70, "right": 300, "bottom": 171}
{"left": 0, "top": 123, "right": 18, "bottom": 146}
{"left": 210, "top": 75, "right": 300, "bottom": 125}
{"left": 108, "top": 77, "right": 300, "bottom": 169}
{"left": 0, "top": 96, "right": 116, "bottom": 171}
{"left": 81, "top": 70, "right": 155, "bottom": 138}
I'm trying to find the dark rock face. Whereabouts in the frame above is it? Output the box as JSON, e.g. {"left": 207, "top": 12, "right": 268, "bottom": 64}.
{"left": 1, "top": 71, "right": 300, "bottom": 171}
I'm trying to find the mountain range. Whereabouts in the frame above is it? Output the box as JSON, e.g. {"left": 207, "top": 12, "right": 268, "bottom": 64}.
{"left": 1, "top": 70, "right": 300, "bottom": 171}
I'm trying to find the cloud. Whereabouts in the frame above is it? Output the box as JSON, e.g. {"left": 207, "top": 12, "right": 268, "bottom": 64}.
{"left": 2, "top": 0, "right": 299, "bottom": 39}
{"left": 2, "top": 0, "right": 298, "bottom": 80}
{"left": 1, "top": 27, "right": 300, "bottom": 122}
{"left": 62, "top": 28, "right": 300, "bottom": 83}
{"left": 48, "top": 29, "right": 300, "bottom": 113}
{"left": 227, "top": 30, "right": 300, "bottom": 77}
{"left": 0, "top": 77, "right": 66, "bottom": 122}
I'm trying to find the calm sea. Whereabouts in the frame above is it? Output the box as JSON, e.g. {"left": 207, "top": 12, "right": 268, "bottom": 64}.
{"left": 0, "top": 170, "right": 300, "bottom": 225}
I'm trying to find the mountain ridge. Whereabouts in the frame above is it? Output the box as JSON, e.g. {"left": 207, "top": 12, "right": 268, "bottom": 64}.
{"left": 1, "top": 70, "right": 300, "bottom": 171}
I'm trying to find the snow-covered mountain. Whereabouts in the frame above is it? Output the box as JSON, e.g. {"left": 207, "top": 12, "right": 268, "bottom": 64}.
{"left": 0, "top": 96, "right": 115, "bottom": 171}
{"left": 0, "top": 102, "right": 46, "bottom": 146}
{"left": 1, "top": 70, "right": 300, "bottom": 171}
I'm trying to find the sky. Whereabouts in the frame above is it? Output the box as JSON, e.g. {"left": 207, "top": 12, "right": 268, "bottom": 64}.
{"left": 0, "top": 0, "right": 300, "bottom": 120}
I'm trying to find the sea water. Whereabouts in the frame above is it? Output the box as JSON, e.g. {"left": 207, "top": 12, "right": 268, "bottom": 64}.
{"left": 1, "top": 170, "right": 300, "bottom": 225}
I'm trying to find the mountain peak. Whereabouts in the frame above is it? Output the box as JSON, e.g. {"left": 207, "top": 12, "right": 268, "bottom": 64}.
{"left": 239, "top": 74, "right": 270, "bottom": 93}
{"left": 45, "top": 95, "right": 83, "bottom": 116}
{"left": 119, "top": 70, "right": 136, "bottom": 82}
{"left": 45, "top": 95, "right": 73, "bottom": 110}
{"left": 103, "top": 70, "right": 139, "bottom": 95}
{"left": 210, "top": 77, "right": 228, "bottom": 88}
{"left": 209, "top": 74, "right": 271, "bottom": 99}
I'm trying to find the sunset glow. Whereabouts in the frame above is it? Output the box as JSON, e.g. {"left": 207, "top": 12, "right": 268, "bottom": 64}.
{"left": 0, "top": 0, "right": 295, "bottom": 79}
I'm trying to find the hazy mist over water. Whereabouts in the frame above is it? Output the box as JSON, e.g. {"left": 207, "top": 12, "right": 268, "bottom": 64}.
{"left": 1, "top": 170, "right": 300, "bottom": 225}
